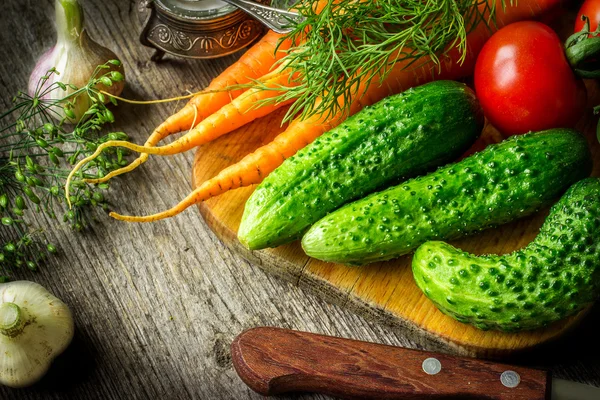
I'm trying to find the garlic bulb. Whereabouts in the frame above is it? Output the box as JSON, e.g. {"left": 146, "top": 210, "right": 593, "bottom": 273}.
{"left": 0, "top": 281, "right": 74, "bottom": 388}
{"left": 28, "top": 0, "right": 125, "bottom": 123}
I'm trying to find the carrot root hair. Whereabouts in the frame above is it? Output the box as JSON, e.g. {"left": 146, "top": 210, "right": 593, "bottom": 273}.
{"left": 65, "top": 70, "right": 292, "bottom": 208}
{"left": 86, "top": 106, "right": 200, "bottom": 185}
{"left": 65, "top": 140, "right": 150, "bottom": 209}
{"left": 99, "top": 88, "right": 232, "bottom": 105}
{"left": 106, "top": 119, "right": 323, "bottom": 223}
{"left": 65, "top": 139, "right": 185, "bottom": 208}
{"left": 81, "top": 68, "right": 292, "bottom": 189}
{"left": 65, "top": 106, "right": 201, "bottom": 208}
{"left": 109, "top": 187, "right": 205, "bottom": 222}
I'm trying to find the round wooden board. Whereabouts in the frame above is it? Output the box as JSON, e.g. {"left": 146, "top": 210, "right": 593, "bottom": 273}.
{"left": 192, "top": 96, "right": 599, "bottom": 358}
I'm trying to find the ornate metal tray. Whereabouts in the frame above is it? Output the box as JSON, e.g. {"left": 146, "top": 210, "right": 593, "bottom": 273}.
{"left": 138, "top": 0, "right": 267, "bottom": 60}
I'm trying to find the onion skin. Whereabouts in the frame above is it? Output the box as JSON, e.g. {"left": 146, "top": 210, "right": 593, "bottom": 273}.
{"left": 0, "top": 281, "right": 74, "bottom": 388}
{"left": 28, "top": 0, "right": 125, "bottom": 123}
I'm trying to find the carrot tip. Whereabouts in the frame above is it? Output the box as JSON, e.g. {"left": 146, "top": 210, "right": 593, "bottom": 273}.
{"left": 85, "top": 153, "right": 150, "bottom": 185}
{"left": 109, "top": 211, "right": 159, "bottom": 223}
{"left": 108, "top": 211, "right": 128, "bottom": 221}
{"left": 64, "top": 140, "right": 134, "bottom": 205}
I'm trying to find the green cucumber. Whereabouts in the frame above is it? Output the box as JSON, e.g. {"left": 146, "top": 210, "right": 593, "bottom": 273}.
{"left": 302, "top": 129, "right": 592, "bottom": 265}
{"left": 238, "top": 81, "right": 484, "bottom": 250}
{"left": 412, "top": 178, "right": 600, "bottom": 332}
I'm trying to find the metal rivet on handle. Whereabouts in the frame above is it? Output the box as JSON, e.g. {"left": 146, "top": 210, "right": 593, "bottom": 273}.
{"left": 500, "top": 370, "right": 521, "bottom": 388}
{"left": 422, "top": 357, "right": 442, "bottom": 375}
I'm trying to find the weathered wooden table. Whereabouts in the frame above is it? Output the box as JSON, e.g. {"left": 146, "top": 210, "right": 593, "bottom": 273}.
{"left": 1, "top": 1, "right": 599, "bottom": 399}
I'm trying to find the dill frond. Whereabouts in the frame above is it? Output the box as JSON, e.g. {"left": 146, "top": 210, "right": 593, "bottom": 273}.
{"left": 256, "top": 0, "right": 507, "bottom": 122}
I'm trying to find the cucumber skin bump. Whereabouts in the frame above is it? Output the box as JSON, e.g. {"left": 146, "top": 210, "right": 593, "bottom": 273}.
{"left": 302, "top": 129, "right": 592, "bottom": 265}
{"left": 238, "top": 81, "right": 484, "bottom": 250}
{"left": 413, "top": 178, "right": 600, "bottom": 332}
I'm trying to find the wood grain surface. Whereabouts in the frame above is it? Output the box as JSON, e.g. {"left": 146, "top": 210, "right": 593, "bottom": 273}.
{"left": 0, "top": 1, "right": 599, "bottom": 399}
{"left": 232, "top": 327, "right": 550, "bottom": 399}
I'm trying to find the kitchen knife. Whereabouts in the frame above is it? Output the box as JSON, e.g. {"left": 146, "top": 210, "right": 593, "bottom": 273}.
{"left": 231, "top": 327, "right": 600, "bottom": 400}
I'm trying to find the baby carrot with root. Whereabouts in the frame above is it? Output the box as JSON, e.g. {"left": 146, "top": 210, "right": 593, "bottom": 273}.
{"left": 175, "top": 31, "right": 289, "bottom": 128}
{"left": 88, "top": 0, "right": 333, "bottom": 183}
{"left": 87, "top": 30, "right": 291, "bottom": 184}
{"left": 66, "top": 69, "right": 298, "bottom": 204}
{"left": 110, "top": 113, "right": 336, "bottom": 222}
{"left": 73, "top": 1, "right": 333, "bottom": 185}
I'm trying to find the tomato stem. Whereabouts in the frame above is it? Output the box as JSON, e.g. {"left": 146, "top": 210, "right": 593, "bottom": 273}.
{"left": 569, "top": 14, "right": 600, "bottom": 144}
{"left": 566, "top": 15, "right": 600, "bottom": 78}
{"left": 566, "top": 37, "right": 600, "bottom": 78}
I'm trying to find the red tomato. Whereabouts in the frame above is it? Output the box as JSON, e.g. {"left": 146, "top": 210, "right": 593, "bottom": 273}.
{"left": 575, "top": 0, "right": 600, "bottom": 33}
{"left": 474, "top": 21, "right": 586, "bottom": 136}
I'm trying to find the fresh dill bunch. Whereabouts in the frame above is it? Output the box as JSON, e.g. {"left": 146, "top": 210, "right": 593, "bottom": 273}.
{"left": 260, "top": 0, "right": 508, "bottom": 122}
{"left": 0, "top": 61, "right": 128, "bottom": 277}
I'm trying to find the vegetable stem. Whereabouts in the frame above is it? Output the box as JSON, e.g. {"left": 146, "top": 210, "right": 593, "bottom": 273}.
{"left": 566, "top": 37, "right": 600, "bottom": 77}
{"left": 0, "top": 302, "right": 25, "bottom": 338}
{"left": 565, "top": 15, "right": 600, "bottom": 79}
{"left": 56, "top": 0, "right": 84, "bottom": 43}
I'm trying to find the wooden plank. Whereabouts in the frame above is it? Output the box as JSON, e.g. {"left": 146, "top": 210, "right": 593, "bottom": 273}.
{"left": 0, "top": 0, "right": 599, "bottom": 399}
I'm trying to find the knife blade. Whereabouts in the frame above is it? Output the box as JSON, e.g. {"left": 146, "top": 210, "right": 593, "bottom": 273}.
{"left": 552, "top": 378, "right": 600, "bottom": 400}
{"left": 231, "top": 327, "right": 600, "bottom": 400}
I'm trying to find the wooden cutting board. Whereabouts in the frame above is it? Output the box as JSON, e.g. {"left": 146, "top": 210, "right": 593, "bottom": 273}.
{"left": 192, "top": 79, "right": 600, "bottom": 357}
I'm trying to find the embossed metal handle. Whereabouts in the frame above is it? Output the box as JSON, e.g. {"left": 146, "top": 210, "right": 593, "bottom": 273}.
{"left": 221, "top": 0, "right": 303, "bottom": 34}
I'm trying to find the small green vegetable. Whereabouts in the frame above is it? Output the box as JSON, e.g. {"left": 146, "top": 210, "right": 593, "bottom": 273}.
{"left": 239, "top": 81, "right": 483, "bottom": 250}
{"left": 412, "top": 178, "right": 600, "bottom": 332}
{"left": 302, "top": 129, "right": 592, "bottom": 265}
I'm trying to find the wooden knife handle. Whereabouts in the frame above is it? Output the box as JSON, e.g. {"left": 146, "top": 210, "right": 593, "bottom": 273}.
{"left": 231, "top": 327, "right": 551, "bottom": 399}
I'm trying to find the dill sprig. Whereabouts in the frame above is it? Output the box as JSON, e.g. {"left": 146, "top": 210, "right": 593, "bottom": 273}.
{"left": 261, "top": 0, "right": 508, "bottom": 122}
{"left": 0, "top": 61, "right": 128, "bottom": 277}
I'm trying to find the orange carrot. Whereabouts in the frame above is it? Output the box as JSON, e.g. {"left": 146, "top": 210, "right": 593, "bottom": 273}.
{"left": 81, "top": 1, "right": 343, "bottom": 185}
{"left": 91, "top": 0, "right": 335, "bottom": 184}
{"left": 164, "top": 30, "right": 289, "bottom": 134}
{"left": 88, "top": 31, "right": 290, "bottom": 184}
{"left": 110, "top": 115, "right": 334, "bottom": 222}
{"left": 66, "top": 70, "right": 297, "bottom": 201}
{"left": 150, "top": 0, "right": 332, "bottom": 136}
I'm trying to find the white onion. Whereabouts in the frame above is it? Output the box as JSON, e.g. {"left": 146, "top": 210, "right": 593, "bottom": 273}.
{"left": 28, "top": 0, "right": 125, "bottom": 123}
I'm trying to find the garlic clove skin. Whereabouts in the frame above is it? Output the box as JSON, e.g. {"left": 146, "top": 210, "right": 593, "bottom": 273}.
{"left": 28, "top": 0, "right": 125, "bottom": 123}
{"left": 0, "top": 281, "right": 74, "bottom": 388}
